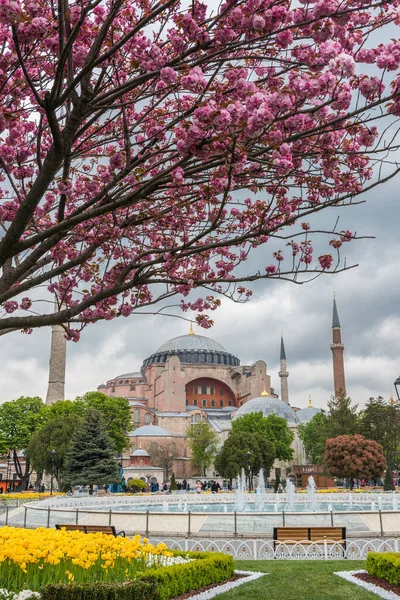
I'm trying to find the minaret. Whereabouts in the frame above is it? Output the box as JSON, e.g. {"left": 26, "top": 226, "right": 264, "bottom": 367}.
{"left": 330, "top": 294, "right": 346, "bottom": 397}
{"left": 279, "top": 333, "right": 289, "bottom": 404}
{"left": 46, "top": 317, "right": 67, "bottom": 405}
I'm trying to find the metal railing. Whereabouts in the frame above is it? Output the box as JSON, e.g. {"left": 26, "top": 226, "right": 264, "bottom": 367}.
{"left": 5, "top": 503, "right": 400, "bottom": 538}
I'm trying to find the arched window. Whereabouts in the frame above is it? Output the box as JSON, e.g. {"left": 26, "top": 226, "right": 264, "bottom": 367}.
{"left": 220, "top": 400, "right": 224, "bottom": 407}
{"left": 150, "top": 442, "right": 158, "bottom": 455}
{"left": 228, "top": 400, "right": 232, "bottom": 406}
{"left": 210, "top": 385, "right": 215, "bottom": 395}
{"left": 211, "top": 399, "right": 215, "bottom": 407}
{"left": 171, "top": 442, "right": 177, "bottom": 453}
{"left": 192, "top": 413, "right": 201, "bottom": 424}
{"left": 131, "top": 444, "right": 136, "bottom": 454}
{"left": 201, "top": 382, "right": 207, "bottom": 394}
{"left": 220, "top": 388, "right": 224, "bottom": 395}
{"left": 194, "top": 385, "right": 199, "bottom": 394}
{"left": 144, "top": 413, "right": 151, "bottom": 425}
{"left": 202, "top": 399, "right": 207, "bottom": 407}
{"left": 133, "top": 408, "right": 140, "bottom": 423}
{"left": 194, "top": 399, "right": 198, "bottom": 406}
{"left": 186, "top": 399, "right": 189, "bottom": 406}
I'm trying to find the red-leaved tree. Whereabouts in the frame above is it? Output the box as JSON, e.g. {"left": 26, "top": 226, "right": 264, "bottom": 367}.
{"left": 0, "top": 0, "right": 400, "bottom": 339}
{"left": 324, "top": 434, "right": 386, "bottom": 488}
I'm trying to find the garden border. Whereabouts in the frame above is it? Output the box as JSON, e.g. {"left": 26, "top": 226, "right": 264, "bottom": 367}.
{"left": 183, "top": 571, "right": 266, "bottom": 600}
{"left": 335, "top": 570, "right": 400, "bottom": 599}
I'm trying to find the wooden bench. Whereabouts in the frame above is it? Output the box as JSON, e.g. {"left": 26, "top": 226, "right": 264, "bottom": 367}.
{"left": 273, "top": 527, "right": 346, "bottom": 548}
{"left": 56, "top": 524, "right": 125, "bottom": 537}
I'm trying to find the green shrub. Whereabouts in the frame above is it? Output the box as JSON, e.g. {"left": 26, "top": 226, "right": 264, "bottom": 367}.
{"left": 41, "top": 581, "right": 157, "bottom": 600}
{"left": 138, "top": 552, "right": 234, "bottom": 600}
{"left": 127, "top": 479, "right": 147, "bottom": 493}
{"left": 384, "top": 469, "right": 395, "bottom": 491}
{"left": 169, "top": 473, "right": 177, "bottom": 491}
{"left": 366, "top": 552, "right": 400, "bottom": 585}
{"left": 41, "top": 552, "right": 234, "bottom": 600}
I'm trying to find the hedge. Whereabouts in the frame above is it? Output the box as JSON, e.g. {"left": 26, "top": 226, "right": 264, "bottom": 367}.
{"left": 41, "top": 551, "right": 234, "bottom": 600}
{"left": 366, "top": 552, "right": 400, "bottom": 585}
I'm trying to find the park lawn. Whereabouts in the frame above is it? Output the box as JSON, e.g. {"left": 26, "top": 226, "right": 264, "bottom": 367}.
{"left": 213, "top": 560, "right": 379, "bottom": 600}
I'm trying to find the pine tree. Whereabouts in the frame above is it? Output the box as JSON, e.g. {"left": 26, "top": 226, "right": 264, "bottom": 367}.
{"left": 384, "top": 468, "right": 395, "bottom": 491}
{"left": 63, "top": 409, "right": 119, "bottom": 493}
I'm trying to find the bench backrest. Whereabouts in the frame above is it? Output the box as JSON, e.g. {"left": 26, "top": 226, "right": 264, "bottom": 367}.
{"left": 309, "top": 527, "right": 345, "bottom": 541}
{"left": 55, "top": 524, "right": 86, "bottom": 532}
{"left": 55, "top": 524, "right": 117, "bottom": 536}
{"left": 274, "top": 527, "right": 309, "bottom": 541}
{"left": 274, "top": 526, "right": 346, "bottom": 542}
{"left": 84, "top": 525, "right": 117, "bottom": 536}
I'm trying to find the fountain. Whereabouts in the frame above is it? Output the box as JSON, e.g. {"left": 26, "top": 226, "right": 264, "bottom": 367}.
{"left": 183, "top": 502, "right": 188, "bottom": 512}
{"left": 378, "top": 496, "right": 383, "bottom": 511}
{"left": 274, "top": 503, "right": 279, "bottom": 512}
{"left": 307, "top": 476, "right": 319, "bottom": 511}
{"left": 258, "top": 469, "right": 266, "bottom": 495}
{"left": 177, "top": 498, "right": 183, "bottom": 511}
{"left": 371, "top": 501, "right": 376, "bottom": 511}
{"left": 392, "top": 492, "right": 398, "bottom": 511}
{"left": 328, "top": 504, "right": 333, "bottom": 513}
{"left": 348, "top": 492, "right": 353, "bottom": 510}
{"left": 162, "top": 501, "right": 169, "bottom": 512}
{"left": 234, "top": 475, "right": 246, "bottom": 512}
{"left": 286, "top": 479, "right": 295, "bottom": 512}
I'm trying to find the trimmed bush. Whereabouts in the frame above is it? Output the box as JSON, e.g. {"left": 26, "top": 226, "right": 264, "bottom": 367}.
{"left": 127, "top": 479, "right": 147, "bottom": 493}
{"left": 41, "top": 581, "right": 157, "bottom": 600}
{"left": 366, "top": 552, "right": 400, "bottom": 585}
{"left": 139, "top": 552, "right": 234, "bottom": 600}
{"left": 41, "top": 552, "right": 234, "bottom": 600}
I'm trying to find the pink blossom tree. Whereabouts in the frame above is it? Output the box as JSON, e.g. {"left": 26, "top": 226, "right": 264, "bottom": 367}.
{"left": 324, "top": 434, "right": 386, "bottom": 488}
{"left": 0, "top": 0, "right": 400, "bottom": 339}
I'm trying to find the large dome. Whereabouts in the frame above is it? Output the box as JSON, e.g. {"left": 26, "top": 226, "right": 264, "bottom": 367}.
{"left": 142, "top": 333, "right": 240, "bottom": 368}
{"left": 233, "top": 396, "right": 299, "bottom": 426}
{"left": 157, "top": 334, "right": 227, "bottom": 353}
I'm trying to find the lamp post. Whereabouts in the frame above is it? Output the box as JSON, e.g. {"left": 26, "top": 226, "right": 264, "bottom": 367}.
{"left": 394, "top": 376, "right": 400, "bottom": 402}
{"left": 50, "top": 449, "right": 56, "bottom": 496}
{"left": 246, "top": 451, "right": 252, "bottom": 491}
{"left": 6, "top": 451, "right": 11, "bottom": 492}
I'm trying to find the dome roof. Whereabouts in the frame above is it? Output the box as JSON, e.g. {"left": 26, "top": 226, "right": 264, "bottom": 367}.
{"left": 113, "top": 372, "right": 144, "bottom": 380}
{"left": 131, "top": 425, "right": 170, "bottom": 437}
{"left": 98, "top": 384, "right": 107, "bottom": 389}
{"left": 233, "top": 396, "right": 300, "bottom": 426}
{"left": 132, "top": 448, "right": 150, "bottom": 457}
{"left": 143, "top": 333, "right": 240, "bottom": 368}
{"left": 157, "top": 334, "right": 227, "bottom": 353}
{"left": 296, "top": 406, "right": 323, "bottom": 424}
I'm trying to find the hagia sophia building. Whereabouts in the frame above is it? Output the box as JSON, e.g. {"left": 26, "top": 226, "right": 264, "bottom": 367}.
{"left": 45, "top": 298, "right": 346, "bottom": 484}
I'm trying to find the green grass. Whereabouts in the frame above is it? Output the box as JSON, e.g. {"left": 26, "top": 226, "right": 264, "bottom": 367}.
{"left": 212, "top": 560, "right": 379, "bottom": 599}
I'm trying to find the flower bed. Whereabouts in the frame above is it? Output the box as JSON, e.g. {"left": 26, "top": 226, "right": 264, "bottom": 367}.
{"left": 0, "top": 528, "right": 234, "bottom": 600}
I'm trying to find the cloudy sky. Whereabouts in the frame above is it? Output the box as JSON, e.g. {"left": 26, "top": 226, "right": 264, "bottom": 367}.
{"left": 1, "top": 170, "right": 399, "bottom": 411}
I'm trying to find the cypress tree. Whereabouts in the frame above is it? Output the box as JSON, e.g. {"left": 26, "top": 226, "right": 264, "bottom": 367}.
{"left": 384, "top": 468, "right": 395, "bottom": 491}
{"left": 170, "top": 472, "right": 177, "bottom": 490}
{"left": 63, "top": 409, "right": 119, "bottom": 493}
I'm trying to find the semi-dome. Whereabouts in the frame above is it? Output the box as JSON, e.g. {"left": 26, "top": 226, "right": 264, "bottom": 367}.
{"left": 296, "top": 406, "right": 322, "bottom": 424}
{"left": 131, "top": 448, "right": 150, "bottom": 457}
{"left": 112, "top": 371, "right": 144, "bottom": 380}
{"left": 233, "top": 396, "right": 299, "bottom": 426}
{"left": 131, "top": 425, "right": 170, "bottom": 437}
{"left": 142, "top": 332, "right": 240, "bottom": 368}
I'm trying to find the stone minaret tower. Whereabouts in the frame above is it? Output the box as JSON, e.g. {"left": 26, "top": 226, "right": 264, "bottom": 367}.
{"left": 279, "top": 334, "right": 289, "bottom": 404}
{"left": 330, "top": 295, "right": 346, "bottom": 397}
{"left": 46, "top": 316, "right": 67, "bottom": 405}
